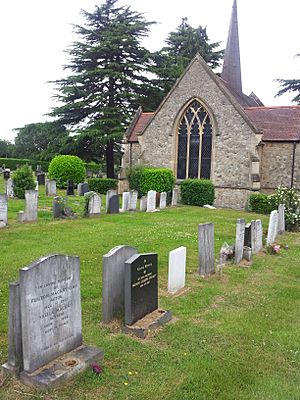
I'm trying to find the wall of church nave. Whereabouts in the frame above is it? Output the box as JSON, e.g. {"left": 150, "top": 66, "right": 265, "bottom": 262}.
{"left": 214, "top": 187, "right": 252, "bottom": 210}
{"left": 260, "top": 142, "right": 299, "bottom": 191}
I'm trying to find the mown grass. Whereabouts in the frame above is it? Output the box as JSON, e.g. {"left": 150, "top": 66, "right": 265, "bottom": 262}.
{"left": 0, "top": 179, "right": 299, "bottom": 399}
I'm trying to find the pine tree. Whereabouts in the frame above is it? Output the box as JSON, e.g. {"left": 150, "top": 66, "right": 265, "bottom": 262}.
{"left": 50, "top": 0, "right": 154, "bottom": 177}
{"left": 276, "top": 55, "right": 300, "bottom": 104}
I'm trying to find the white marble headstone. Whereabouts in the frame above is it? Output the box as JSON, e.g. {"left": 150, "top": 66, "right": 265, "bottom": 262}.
{"left": 171, "top": 188, "right": 179, "bottom": 206}
{"left": 278, "top": 204, "right": 285, "bottom": 234}
{"left": 25, "top": 190, "right": 38, "bottom": 222}
{"left": 46, "top": 180, "right": 56, "bottom": 196}
{"left": 140, "top": 196, "right": 147, "bottom": 211}
{"left": 159, "top": 192, "right": 167, "bottom": 209}
{"left": 86, "top": 192, "right": 101, "bottom": 215}
{"left": 146, "top": 190, "right": 156, "bottom": 212}
{"left": 5, "top": 178, "right": 14, "bottom": 198}
{"left": 168, "top": 247, "right": 186, "bottom": 294}
{"left": 121, "top": 192, "right": 129, "bottom": 212}
{"left": 0, "top": 194, "right": 8, "bottom": 225}
{"left": 128, "top": 190, "right": 138, "bottom": 211}
{"left": 267, "top": 210, "right": 278, "bottom": 246}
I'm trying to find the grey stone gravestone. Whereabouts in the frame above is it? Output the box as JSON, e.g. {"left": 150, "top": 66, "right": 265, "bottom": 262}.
{"left": 146, "top": 190, "right": 156, "bottom": 212}
{"left": 18, "top": 211, "right": 26, "bottom": 224}
{"left": 108, "top": 194, "right": 119, "bottom": 214}
{"left": 255, "top": 219, "right": 263, "bottom": 253}
{"left": 168, "top": 246, "right": 186, "bottom": 294}
{"left": 121, "top": 191, "right": 129, "bottom": 212}
{"left": 37, "top": 173, "right": 45, "bottom": 185}
{"left": 106, "top": 189, "right": 117, "bottom": 211}
{"left": 2, "top": 255, "right": 103, "bottom": 388}
{"left": 159, "top": 192, "right": 167, "bottom": 209}
{"left": 140, "top": 196, "right": 147, "bottom": 211}
{"left": 0, "top": 194, "right": 8, "bottom": 226}
{"left": 5, "top": 178, "right": 14, "bottom": 198}
{"left": 53, "top": 196, "right": 64, "bottom": 218}
{"left": 198, "top": 223, "right": 214, "bottom": 276}
{"left": 102, "top": 245, "right": 137, "bottom": 323}
{"left": 278, "top": 204, "right": 285, "bottom": 234}
{"left": 128, "top": 190, "right": 138, "bottom": 211}
{"left": 166, "top": 191, "right": 172, "bottom": 206}
{"left": 124, "top": 253, "right": 158, "bottom": 325}
{"left": 235, "top": 219, "right": 245, "bottom": 264}
{"left": 171, "top": 187, "right": 179, "bottom": 206}
{"left": 267, "top": 210, "right": 278, "bottom": 246}
{"left": 243, "top": 246, "right": 252, "bottom": 262}
{"left": 3, "top": 169, "right": 10, "bottom": 180}
{"left": 25, "top": 190, "right": 38, "bottom": 222}
{"left": 46, "top": 180, "right": 56, "bottom": 196}
{"left": 77, "top": 182, "right": 89, "bottom": 196}
{"left": 85, "top": 191, "right": 101, "bottom": 216}
{"left": 66, "top": 180, "right": 75, "bottom": 196}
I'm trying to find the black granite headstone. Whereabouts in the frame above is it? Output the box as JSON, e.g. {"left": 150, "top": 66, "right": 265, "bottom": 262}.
{"left": 124, "top": 253, "right": 158, "bottom": 325}
{"left": 82, "top": 183, "right": 89, "bottom": 195}
{"left": 66, "top": 180, "right": 75, "bottom": 196}
{"left": 108, "top": 195, "right": 119, "bottom": 214}
{"left": 244, "top": 223, "right": 251, "bottom": 248}
{"left": 37, "top": 173, "right": 45, "bottom": 186}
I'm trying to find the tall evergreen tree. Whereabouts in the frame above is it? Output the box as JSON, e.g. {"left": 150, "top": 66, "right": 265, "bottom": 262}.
{"left": 276, "top": 55, "right": 300, "bottom": 104}
{"left": 50, "top": 0, "right": 154, "bottom": 177}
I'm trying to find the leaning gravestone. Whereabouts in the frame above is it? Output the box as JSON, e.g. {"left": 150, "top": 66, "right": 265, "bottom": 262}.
{"left": 168, "top": 246, "right": 186, "bottom": 294}
{"left": 267, "top": 210, "right": 279, "bottom": 246}
{"left": 46, "top": 180, "right": 56, "bottom": 196}
{"left": 85, "top": 191, "right": 101, "bottom": 216}
{"left": 128, "top": 190, "right": 138, "bottom": 211}
{"left": 140, "top": 196, "right": 147, "bottom": 211}
{"left": 102, "top": 245, "right": 137, "bottom": 323}
{"left": 278, "top": 204, "right": 285, "bottom": 235}
{"left": 146, "top": 190, "right": 156, "bottom": 212}
{"left": 106, "top": 189, "right": 117, "bottom": 211}
{"left": 121, "top": 192, "right": 129, "bottom": 212}
{"left": 198, "top": 223, "right": 214, "bottom": 275}
{"left": 0, "top": 194, "right": 8, "bottom": 227}
{"left": 108, "top": 194, "right": 119, "bottom": 214}
{"left": 25, "top": 190, "right": 38, "bottom": 222}
{"left": 159, "top": 192, "right": 167, "bottom": 209}
{"left": 235, "top": 219, "right": 245, "bottom": 264}
{"left": 1, "top": 255, "right": 103, "bottom": 389}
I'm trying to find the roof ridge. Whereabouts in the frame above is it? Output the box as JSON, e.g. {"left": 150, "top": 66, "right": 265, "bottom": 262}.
{"left": 245, "top": 106, "right": 300, "bottom": 110}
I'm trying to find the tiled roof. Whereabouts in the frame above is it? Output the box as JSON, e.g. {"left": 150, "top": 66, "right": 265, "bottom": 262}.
{"left": 244, "top": 106, "right": 300, "bottom": 142}
{"left": 127, "top": 112, "right": 154, "bottom": 142}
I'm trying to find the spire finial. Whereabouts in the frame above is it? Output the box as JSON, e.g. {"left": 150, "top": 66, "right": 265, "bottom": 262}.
{"left": 221, "top": 0, "right": 242, "bottom": 93}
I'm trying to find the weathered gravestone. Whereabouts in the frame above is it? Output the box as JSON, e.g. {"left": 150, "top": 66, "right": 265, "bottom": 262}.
{"left": 198, "top": 223, "right": 215, "bottom": 275}
{"left": 77, "top": 182, "right": 89, "bottom": 196}
{"left": 102, "top": 245, "right": 138, "bottom": 323}
{"left": 37, "top": 173, "right": 45, "bottom": 186}
{"left": 171, "top": 187, "right": 179, "bottom": 206}
{"left": 168, "top": 246, "right": 186, "bottom": 294}
{"left": 146, "top": 190, "right": 156, "bottom": 212}
{"left": 107, "top": 195, "right": 119, "bottom": 214}
{"left": 106, "top": 189, "right": 117, "bottom": 211}
{"left": 85, "top": 191, "right": 101, "bottom": 216}
{"left": 278, "top": 204, "right": 285, "bottom": 234}
{"left": 267, "top": 210, "right": 278, "bottom": 246}
{"left": 139, "top": 196, "right": 147, "bottom": 211}
{"left": 159, "top": 192, "right": 167, "bottom": 209}
{"left": 128, "top": 190, "right": 138, "bottom": 211}
{"left": 255, "top": 219, "right": 263, "bottom": 253}
{"left": 66, "top": 180, "right": 75, "bottom": 196}
{"left": 5, "top": 178, "right": 14, "bottom": 198}
{"left": 3, "top": 169, "right": 10, "bottom": 181}
{"left": 124, "top": 253, "right": 172, "bottom": 338}
{"left": 25, "top": 190, "right": 38, "bottom": 222}
{"left": 121, "top": 192, "right": 129, "bottom": 212}
{"left": 1, "top": 255, "right": 103, "bottom": 389}
{"left": 244, "top": 223, "right": 252, "bottom": 248}
{"left": 46, "top": 180, "right": 56, "bottom": 196}
{"left": 53, "top": 196, "right": 64, "bottom": 219}
{"left": 0, "top": 194, "right": 8, "bottom": 227}
{"left": 166, "top": 191, "right": 172, "bottom": 206}
{"left": 235, "top": 219, "right": 245, "bottom": 264}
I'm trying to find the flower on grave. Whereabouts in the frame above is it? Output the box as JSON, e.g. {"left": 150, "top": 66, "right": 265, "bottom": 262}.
{"left": 91, "top": 363, "right": 103, "bottom": 375}
{"left": 267, "top": 243, "right": 281, "bottom": 254}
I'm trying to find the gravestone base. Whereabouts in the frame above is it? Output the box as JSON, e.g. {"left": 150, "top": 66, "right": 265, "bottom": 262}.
{"left": 2, "top": 362, "right": 20, "bottom": 377}
{"left": 19, "top": 345, "right": 103, "bottom": 390}
{"left": 122, "top": 309, "right": 172, "bottom": 339}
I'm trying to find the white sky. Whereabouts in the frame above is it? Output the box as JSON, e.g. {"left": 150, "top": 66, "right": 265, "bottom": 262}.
{"left": 0, "top": 0, "right": 299, "bottom": 141}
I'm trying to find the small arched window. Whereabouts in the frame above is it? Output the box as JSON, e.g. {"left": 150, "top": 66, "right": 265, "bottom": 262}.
{"left": 177, "top": 100, "right": 212, "bottom": 180}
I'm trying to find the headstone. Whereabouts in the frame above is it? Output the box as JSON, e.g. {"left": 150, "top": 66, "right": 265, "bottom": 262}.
{"left": 140, "top": 196, "right": 147, "bottom": 211}
{"left": 235, "top": 219, "right": 245, "bottom": 264}
{"left": 85, "top": 191, "right": 101, "bottom": 216}
{"left": 244, "top": 223, "right": 251, "bottom": 248}
{"left": 0, "top": 194, "right": 8, "bottom": 226}
{"left": 108, "top": 195, "right": 119, "bottom": 214}
{"left": 46, "top": 180, "right": 56, "bottom": 196}
{"left": 267, "top": 210, "right": 279, "bottom": 246}
{"left": 25, "top": 190, "right": 38, "bottom": 222}
{"left": 198, "top": 223, "right": 214, "bottom": 276}
{"left": 171, "top": 188, "right": 179, "bottom": 206}
{"left": 121, "top": 192, "right": 129, "bottom": 212}
{"left": 146, "top": 190, "right": 156, "bottom": 212}
{"left": 159, "top": 192, "right": 167, "bottom": 209}
{"left": 37, "top": 173, "right": 45, "bottom": 186}
{"left": 35, "top": 181, "right": 38, "bottom": 191}
{"left": 166, "top": 191, "right": 172, "bottom": 206}
{"left": 2, "top": 255, "right": 103, "bottom": 388}
{"left": 66, "top": 180, "right": 75, "bottom": 196}
{"left": 5, "top": 178, "right": 14, "bottom": 197}
{"left": 255, "top": 219, "right": 263, "bottom": 253}
{"left": 102, "top": 245, "right": 138, "bottom": 323}
{"left": 168, "top": 247, "right": 186, "bottom": 294}
{"left": 128, "top": 190, "right": 138, "bottom": 211}
{"left": 53, "top": 196, "right": 64, "bottom": 218}
{"left": 106, "top": 189, "right": 117, "bottom": 211}
{"left": 18, "top": 211, "right": 26, "bottom": 224}
{"left": 3, "top": 169, "right": 10, "bottom": 181}
{"left": 77, "top": 183, "right": 89, "bottom": 196}
{"left": 278, "top": 204, "right": 285, "bottom": 234}
{"left": 243, "top": 246, "right": 252, "bottom": 262}
{"left": 124, "top": 253, "right": 158, "bottom": 325}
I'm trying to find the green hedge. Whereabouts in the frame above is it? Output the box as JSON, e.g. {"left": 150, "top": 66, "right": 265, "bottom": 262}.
{"left": 12, "top": 165, "right": 36, "bottom": 199}
{"left": 248, "top": 193, "right": 276, "bottom": 214}
{"left": 128, "top": 167, "right": 175, "bottom": 196}
{"left": 87, "top": 178, "right": 118, "bottom": 194}
{"left": 48, "top": 155, "right": 86, "bottom": 189}
{"left": 0, "top": 158, "right": 49, "bottom": 171}
{"left": 181, "top": 179, "right": 215, "bottom": 206}
{"left": 127, "top": 165, "right": 145, "bottom": 198}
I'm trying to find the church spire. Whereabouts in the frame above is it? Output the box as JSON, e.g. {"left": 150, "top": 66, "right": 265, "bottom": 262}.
{"left": 221, "top": 0, "right": 242, "bottom": 93}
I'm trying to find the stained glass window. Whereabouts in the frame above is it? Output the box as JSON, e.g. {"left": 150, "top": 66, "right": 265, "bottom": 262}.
{"left": 176, "top": 101, "right": 212, "bottom": 179}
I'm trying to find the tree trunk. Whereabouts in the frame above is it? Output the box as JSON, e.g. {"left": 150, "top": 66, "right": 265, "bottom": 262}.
{"left": 106, "top": 140, "right": 115, "bottom": 178}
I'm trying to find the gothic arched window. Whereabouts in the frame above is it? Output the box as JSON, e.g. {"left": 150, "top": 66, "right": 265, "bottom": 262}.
{"left": 177, "top": 100, "right": 212, "bottom": 179}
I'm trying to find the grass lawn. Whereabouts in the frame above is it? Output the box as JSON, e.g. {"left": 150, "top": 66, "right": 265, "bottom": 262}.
{"left": 0, "top": 180, "right": 299, "bottom": 399}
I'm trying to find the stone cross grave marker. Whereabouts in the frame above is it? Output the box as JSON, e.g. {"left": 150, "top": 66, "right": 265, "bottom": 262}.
{"left": 198, "top": 223, "right": 214, "bottom": 275}
{"left": 102, "top": 245, "right": 137, "bottom": 323}
{"left": 46, "top": 180, "right": 56, "bottom": 196}
{"left": 159, "top": 192, "right": 167, "bottom": 209}
{"left": 168, "top": 247, "right": 186, "bottom": 294}
{"left": 140, "top": 196, "right": 147, "bottom": 211}
{"left": 128, "top": 190, "right": 138, "bottom": 211}
{"left": 85, "top": 191, "right": 101, "bottom": 216}
{"left": 25, "top": 190, "right": 38, "bottom": 222}
{"left": 267, "top": 210, "right": 278, "bottom": 246}
{"left": 235, "top": 219, "right": 245, "bottom": 264}
{"left": 106, "top": 189, "right": 117, "bottom": 211}
{"left": 0, "top": 194, "right": 8, "bottom": 227}
{"left": 171, "top": 188, "right": 179, "bottom": 206}
{"left": 121, "top": 192, "right": 129, "bottom": 212}
{"left": 146, "top": 190, "right": 156, "bottom": 212}
{"left": 278, "top": 204, "right": 285, "bottom": 234}
{"left": 108, "top": 194, "right": 119, "bottom": 214}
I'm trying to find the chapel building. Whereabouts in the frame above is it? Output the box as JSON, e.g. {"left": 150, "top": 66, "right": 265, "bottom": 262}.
{"left": 120, "top": 0, "right": 300, "bottom": 210}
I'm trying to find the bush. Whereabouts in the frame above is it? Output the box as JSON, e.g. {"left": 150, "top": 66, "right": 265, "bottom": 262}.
{"left": 140, "top": 168, "right": 175, "bottom": 195}
{"left": 12, "top": 165, "right": 36, "bottom": 199}
{"left": 48, "top": 155, "right": 86, "bottom": 189}
{"left": 87, "top": 178, "right": 118, "bottom": 194}
{"left": 0, "top": 157, "right": 49, "bottom": 172}
{"left": 181, "top": 179, "right": 215, "bottom": 206}
{"left": 248, "top": 193, "right": 275, "bottom": 214}
{"left": 269, "top": 186, "right": 300, "bottom": 230}
{"left": 127, "top": 165, "right": 146, "bottom": 198}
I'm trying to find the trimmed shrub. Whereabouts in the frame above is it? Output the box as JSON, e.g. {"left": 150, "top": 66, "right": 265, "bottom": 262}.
{"left": 127, "top": 165, "right": 146, "bottom": 198}
{"left": 248, "top": 193, "right": 275, "bottom": 214}
{"left": 181, "top": 179, "right": 215, "bottom": 206}
{"left": 140, "top": 168, "right": 175, "bottom": 195}
{"left": 12, "top": 165, "right": 36, "bottom": 199}
{"left": 48, "top": 155, "right": 85, "bottom": 189}
{"left": 0, "top": 157, "right": 49, "bottom": 172}
{"left": 269, "top": 186, "right": 300, "bottom": 230}
{"left": 87, "top": 178, "right": 118, "bottom": 194}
